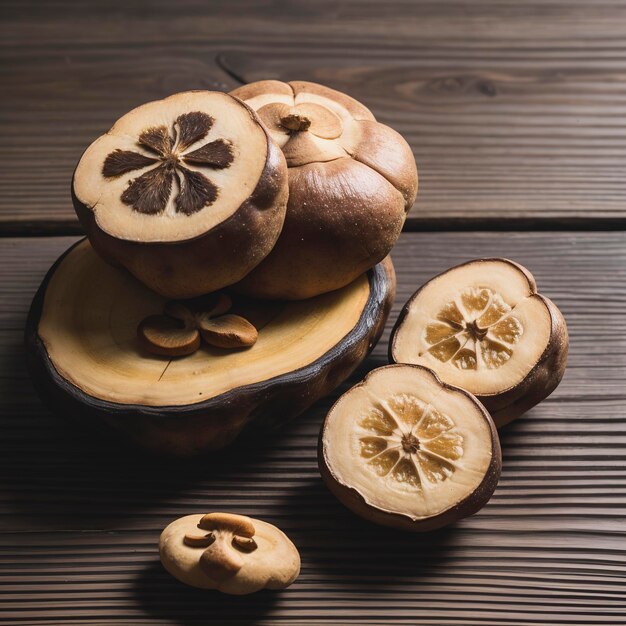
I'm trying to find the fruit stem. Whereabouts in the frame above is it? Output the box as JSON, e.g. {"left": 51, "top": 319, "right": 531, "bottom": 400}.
{"left": 280, "top": 112, "right": 312, "bottom": 132}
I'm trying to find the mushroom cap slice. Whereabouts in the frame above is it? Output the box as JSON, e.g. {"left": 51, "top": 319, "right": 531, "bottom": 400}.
{"left": 319, "top": 364, "right": 501, "bottom": 532}
{"left": 159, "top": 513, "right": 300, "bottom": 594}
{"left": 389, "top": 258, "right": 569, "bottom": 426}
{"left": 72, "top": 90, "right": 288, "bottom": 299}
{"left": 230, "top": 80, "right": 417, "bottom": 300}
{"left": 137, "top": 314, "right": 201, "bottom": 356}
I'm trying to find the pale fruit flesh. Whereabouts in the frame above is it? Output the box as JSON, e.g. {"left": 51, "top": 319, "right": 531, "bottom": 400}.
{"left": 36, "top": 240, "right": 371, "bottom": 407}
{"left": 391, "top": 259, "right": 558, "bottom": 397}
{"left": 74, "top": 91, "right": 269, "bottom": 243}
{"left": 321, "top": 365, "right": 500, "bottom": 529}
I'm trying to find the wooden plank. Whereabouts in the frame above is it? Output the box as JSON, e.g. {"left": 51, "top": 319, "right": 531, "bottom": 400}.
{"left": 0, "top": 231, "right": 625, "bottom": 624}
{"left": 3, "top": 1, "right": 626, "bottom": 232}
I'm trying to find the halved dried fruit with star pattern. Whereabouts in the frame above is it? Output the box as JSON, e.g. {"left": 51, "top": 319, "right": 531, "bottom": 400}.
{"left": 390, "top": 259, "right": 568, "bottom": 427}
{"left": 319, "top": 364, "right": 501, "bottom": 531}
{"left": 72, "top": 90, "right": 288, "bottom": 298}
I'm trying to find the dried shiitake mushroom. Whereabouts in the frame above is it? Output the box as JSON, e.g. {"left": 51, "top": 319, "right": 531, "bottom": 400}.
{"left": 72, "top": 91, "right": 288, "bottom": 299}
{"left": 231, "top": 80, "right": 418, "bottom": 300}
{"left": 319, "top": 364, "right": 501, "bottom": 532}
{"left": 159, "top": 512, "right": 300, "bottom": 594}
{"left": 390, "top": 259, "right": 568, "bottom": 427}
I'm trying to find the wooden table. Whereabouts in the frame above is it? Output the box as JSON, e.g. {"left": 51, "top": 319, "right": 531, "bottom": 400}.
{"left": 2, "top": 2, "right": 625, "bottom": 624}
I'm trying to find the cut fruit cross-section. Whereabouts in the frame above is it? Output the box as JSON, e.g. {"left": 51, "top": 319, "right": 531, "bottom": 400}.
{"left": 25, "top": 240, "right": 395, "bottom": 455}
{"left": 389, "top": 258, "right": 568, "bottom": 427}
{"left": 72, "top": 90, "right": 288, "bottom": 299}
{"left": 319, "top": 364, "right": 501, "bottom": 532}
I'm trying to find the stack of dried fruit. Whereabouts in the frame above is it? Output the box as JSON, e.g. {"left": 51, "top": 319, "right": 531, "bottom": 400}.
{"left": 25, "top": 82, "right": 411, "bottom": 454}
{"left": 72, "top": 83, "right": 416, "bottom": 301}
{"left": 320, "top": 258, "right": 568, "bottom": 531}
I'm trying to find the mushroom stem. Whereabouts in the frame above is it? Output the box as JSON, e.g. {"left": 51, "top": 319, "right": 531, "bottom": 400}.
{"left": 280, "top": 112, "right": 312, "bottom": 132}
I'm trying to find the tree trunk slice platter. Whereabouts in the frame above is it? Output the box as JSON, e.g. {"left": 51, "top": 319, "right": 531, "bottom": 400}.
{"left": 25, "top": 239, "right": 395, "bottom": 455}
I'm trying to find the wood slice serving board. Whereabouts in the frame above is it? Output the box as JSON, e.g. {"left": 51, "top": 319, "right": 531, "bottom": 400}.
{"left": 25, "top": 239, "right": 395, "bottom": 455}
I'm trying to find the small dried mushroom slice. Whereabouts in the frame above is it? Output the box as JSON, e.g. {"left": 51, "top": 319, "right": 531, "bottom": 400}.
{"left": 136, "top": 295, "right": 258, "bottom": 357}
{"left": 72, "top": 90, "right": 288, "bottom": 298}
{"left": 390, "top": 259, "right": 569, "bottom": 427}
{"left": 320, "top": 364, "right": 501, "bottom": 532}
{"left": 159, "top": 512, "right": 300, "bottom": 595}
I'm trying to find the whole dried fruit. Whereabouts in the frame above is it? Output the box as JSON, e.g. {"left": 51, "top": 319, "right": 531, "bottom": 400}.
{"left": 160, "top": 512, "right": 300, "bottom": 594}
{"left": 72, "top": 90, "right": 288, "bottom": 299}
{"left": 231, "top": 80, "right": 418, "bottom": 300}
{"left": 319, "top": 364, "right": 501, "bottom": 531}
{"left": 390, "top": 258, "right": 568, "bottom": 426}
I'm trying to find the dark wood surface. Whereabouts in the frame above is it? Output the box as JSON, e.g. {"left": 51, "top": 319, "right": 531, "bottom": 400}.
{"left": 1, "top": 232, "right": 625, "bottom": 625}
{"left": 4, "top": 0, "right": 626, "bottom": 233}
{"left": 2, "top": 1, "right": 626, "bottom": 624}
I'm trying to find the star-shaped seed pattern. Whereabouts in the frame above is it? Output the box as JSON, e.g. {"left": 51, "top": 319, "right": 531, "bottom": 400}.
{"left": 424, "top": 287, "right": 524, "bottom": 371}
{"left": 137, "top": 293, "right": 258, "bottom": 357}
{"left": 102, "top": 111, "right": 234, "bottom": 216}
{"left": 356, "top": 394, "right": 464, "bottom": 493}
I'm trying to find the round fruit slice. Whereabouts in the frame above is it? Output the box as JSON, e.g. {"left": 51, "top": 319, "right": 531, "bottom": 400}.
{"left": 319, "top": 364, "right": 501, "bottom": 532}
{"left": 389, "top": 258, "right": 568, "bottom": 427}
{"left": 25, "top": 239, "right": 395, "bottom": 455}
{"left": 72, "top": 90, "right": 288, "bottom": 299}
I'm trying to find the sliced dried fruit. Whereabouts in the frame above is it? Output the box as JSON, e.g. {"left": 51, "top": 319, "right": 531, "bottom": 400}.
{"left": 72, "top": 90, "right": 288, "bottom": 298}
{"left": 231, "top": 80, "right": 418, "bottom": 299}
{"left": 160, "top": 512, "right": 300, "bottom": 594}
{"left": 319, "top": 364, "right": 501, "bottom": 532}
{"left": 390, "top": 258, "right": 568, "bottom": 426}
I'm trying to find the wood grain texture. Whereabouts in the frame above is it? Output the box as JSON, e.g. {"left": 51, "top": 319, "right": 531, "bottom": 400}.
{"left": 3, "top": 0, "right": 626, "bottom": 232}
{"left": 1, "top": 231, "right": 625, "bottom": 624}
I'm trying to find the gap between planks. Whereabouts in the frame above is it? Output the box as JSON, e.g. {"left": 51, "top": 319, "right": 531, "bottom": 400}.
{"left": 1, "top": 216, "right": 626, "bottom": 238}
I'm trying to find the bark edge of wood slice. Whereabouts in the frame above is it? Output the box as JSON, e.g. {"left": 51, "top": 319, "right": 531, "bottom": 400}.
{"left": 25, "top": 239, "right": 395, "bottom": 455}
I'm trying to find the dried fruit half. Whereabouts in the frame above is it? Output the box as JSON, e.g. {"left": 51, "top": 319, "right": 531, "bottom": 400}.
{"left": 231, "top": 80, "right": 418, "bottom": 300}
{"left": 160, "top": 512, "right": 300, "bottom": 594}
{"left": 390, "top": 259, "right": 568, "bottom": 426}
{"left": 319, "top": 364, "right": 501, "bottom": 531}
{"left": 72, "top": 90, "right": 288, "bottom": 298}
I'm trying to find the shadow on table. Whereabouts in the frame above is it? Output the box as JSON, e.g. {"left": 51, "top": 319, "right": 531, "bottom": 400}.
{"left": 134, "top": 561, "right": 280, "bottom": 626}
{"left": 0, "top": 410, "right": 308, "bottom": 528}
{"left": 279, "top": 476, "right": 457, "bottom": 589}
{"left": 1, "top": 350, "right": 385, "bottom": 529}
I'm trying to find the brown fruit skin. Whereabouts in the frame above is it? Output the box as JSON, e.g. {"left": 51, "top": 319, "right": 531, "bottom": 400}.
{"left": 487, "top": 295, "right": 569, "bottom": 427}
{"left": 231, "top": 80, "right": 417, "bottom": 300}
{"left": 24, "top": 247, "right": 395, "bottom": 457}
{"left": 318, "top": 364, "right": 502, "bottom": 532}
{"left": 388, "top": 258, "right": 569, "bottom": 428}
{"left": 72, "top": 95, "right": 288, "bottom": 300}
